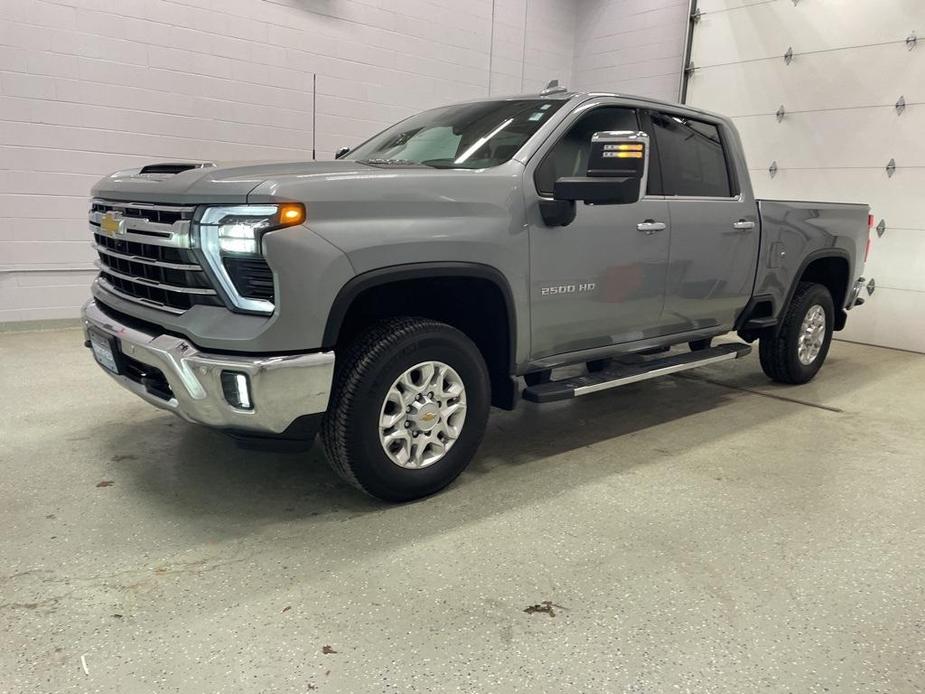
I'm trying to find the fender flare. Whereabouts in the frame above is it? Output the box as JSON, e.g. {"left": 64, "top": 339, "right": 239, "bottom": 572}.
{"left": 321, "top": 261, "right": 518, "bottom": 369}
{"left": 778, "top": 248, "right": 852, "bottom": 332}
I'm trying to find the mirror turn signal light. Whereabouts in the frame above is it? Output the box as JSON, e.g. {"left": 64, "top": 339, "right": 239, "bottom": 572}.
{"left": 602, "top": 142, "right": 644, "bottom": 158}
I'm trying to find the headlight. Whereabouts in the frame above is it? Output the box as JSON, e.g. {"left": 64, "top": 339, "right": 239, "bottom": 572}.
{"left": 194, "top": 203, "right": 305, "bottom": 314}
{"left": 198, "top": 203, "right": 305, "bottom": 256}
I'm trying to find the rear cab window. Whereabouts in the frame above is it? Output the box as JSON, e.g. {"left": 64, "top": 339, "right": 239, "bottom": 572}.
{"left": 646, "top": 112, "right": 734, "bottom": 198}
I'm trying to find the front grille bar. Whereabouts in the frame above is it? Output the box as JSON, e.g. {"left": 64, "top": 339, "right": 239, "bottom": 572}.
{"left": 92, "top": 199, "right": 195, "bottom": 213}
{"left": 94, "top": 260, "right": 217, "bottom": 295}
{"left": 91, "top": 242, "right": 202, "bottom": 271}
{"left": 89, "top": 216, "right": 173, "bottom": 237}
{"left": 90, "top": 198, "right": 196, "bottom": 249}
{"left": 88, "top": 220, "right": 187, "bottom": 248}
{"left": 96, "top": 277, "right": 186, "bottom": 315}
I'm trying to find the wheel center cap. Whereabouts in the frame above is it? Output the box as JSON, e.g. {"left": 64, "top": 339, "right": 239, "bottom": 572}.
{"left": 410, "top": 401, "right": 440, "bottom": 431}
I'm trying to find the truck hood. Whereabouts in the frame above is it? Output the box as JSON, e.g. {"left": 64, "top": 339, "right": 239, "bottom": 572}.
{"left": 90, "top": 160, "right": 401, "bottom": 204}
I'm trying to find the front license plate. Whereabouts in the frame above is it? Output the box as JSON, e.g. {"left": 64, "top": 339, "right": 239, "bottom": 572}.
{"left": 89, "top": 329, "right": 120, "bottom": 374}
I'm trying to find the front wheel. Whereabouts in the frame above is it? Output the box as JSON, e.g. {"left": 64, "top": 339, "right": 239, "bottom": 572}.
{"left": 320, "top": 317, "right": 490, "bottom": 502}
{"left": 759, "top": 282, "right": 834, "bottom": 384}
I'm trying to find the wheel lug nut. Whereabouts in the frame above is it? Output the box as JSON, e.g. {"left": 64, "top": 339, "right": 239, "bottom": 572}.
{"left": 404, "top": 422, "right": 411, "bottom": 428}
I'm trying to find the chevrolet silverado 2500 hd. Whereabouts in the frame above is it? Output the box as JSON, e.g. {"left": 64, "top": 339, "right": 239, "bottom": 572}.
{"left": 81, "top": 89, "right": 872, "bottom": 501}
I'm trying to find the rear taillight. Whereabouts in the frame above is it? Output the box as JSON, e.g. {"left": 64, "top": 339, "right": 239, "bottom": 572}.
{"left": 865, "top": 213, "right": 874, "bottom": 262}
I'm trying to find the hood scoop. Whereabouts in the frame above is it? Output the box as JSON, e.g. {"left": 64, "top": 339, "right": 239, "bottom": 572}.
{"left": 136, "top": 162, "right": 215, "bottom": 178}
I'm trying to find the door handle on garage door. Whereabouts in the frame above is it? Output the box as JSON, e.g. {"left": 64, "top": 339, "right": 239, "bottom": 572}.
{"left": 637, "top": 220, "right": 667, "bottom": 234}
{"left": 732, "top": 219, "right": 756, "bottom": 230}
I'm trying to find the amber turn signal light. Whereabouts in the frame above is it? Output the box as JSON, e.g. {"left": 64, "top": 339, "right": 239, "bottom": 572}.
{"left": 278, "top": 203, "right": 306, "bottom": 227}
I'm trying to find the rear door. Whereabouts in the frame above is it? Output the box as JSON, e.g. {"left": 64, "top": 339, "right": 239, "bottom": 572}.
{"left": 645, "top": 111, "right": 759, "bottom": 332}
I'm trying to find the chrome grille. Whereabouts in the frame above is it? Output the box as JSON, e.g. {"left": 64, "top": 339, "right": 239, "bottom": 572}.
{"left": 90, "top": 199, "right": 222, "bottom": 314}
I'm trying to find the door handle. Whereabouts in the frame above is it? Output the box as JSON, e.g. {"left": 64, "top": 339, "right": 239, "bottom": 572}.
{"left": 637, "top": 220, "right": 667, "bottom": 234}
{"left": 732, "top": 219, "right": 756, "bottom": 231}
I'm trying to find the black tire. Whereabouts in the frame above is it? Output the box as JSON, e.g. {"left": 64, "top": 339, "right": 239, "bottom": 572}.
{"left": 759, "top": 282, "right": 834, "bottom": 384}
{"left": 320, "top": 317, "right": 490, "bottom": 502}
{"left": 689, "top": 337, "right": 712, "bottom": 351}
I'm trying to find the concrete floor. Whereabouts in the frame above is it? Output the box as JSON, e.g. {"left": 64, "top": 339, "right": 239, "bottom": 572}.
{"left": 1, "top": 328, "right": 923, "bottom": 694}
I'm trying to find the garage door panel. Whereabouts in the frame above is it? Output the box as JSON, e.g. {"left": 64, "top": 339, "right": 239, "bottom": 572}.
{"left": 750, "top": 167, "right": 925, "bottom": 231}
{"left": 693, "top": 0, "right": 922, "bottom": 66}
{"left": 698, "top": 0, "right": 790, "bottom": 12}
{"left": 864, "top": 229, "right": 925, "bottom": 293}
{"left": 839, "top": 287, "right": 925, "bottom": 353}
{"left": 688, "top": 2, "right": 924, "bottom": 352}
{"left": 688, "top": 45, "right": 925, "bottom": 116}
{"left": 734, "top": 107, "right": 925, "bottom": 169}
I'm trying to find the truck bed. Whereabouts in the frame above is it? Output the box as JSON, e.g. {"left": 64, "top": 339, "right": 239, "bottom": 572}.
{"left": 754, "top": 198, "right": 869, "bottom": 314}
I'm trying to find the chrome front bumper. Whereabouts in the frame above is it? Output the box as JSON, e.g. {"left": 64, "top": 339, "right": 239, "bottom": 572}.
{"left": 81, "top": 300, "right": 334, "bottom": 435}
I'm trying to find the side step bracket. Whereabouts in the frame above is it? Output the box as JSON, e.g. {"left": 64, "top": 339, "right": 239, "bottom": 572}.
{"left": 523, "top": 343, "right": 752, "bottom": 403}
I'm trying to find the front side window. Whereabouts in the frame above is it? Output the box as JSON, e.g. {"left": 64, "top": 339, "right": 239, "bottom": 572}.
{"left": 534, "top": 106, "right": 639, "bottom": 196}
{"left": 648, "top": 113, "right": 732, "bottom": 197}
{"left": 344, "top": 99, "right": 566, "bottom": 169}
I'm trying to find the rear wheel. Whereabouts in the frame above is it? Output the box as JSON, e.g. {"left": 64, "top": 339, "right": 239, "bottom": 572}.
{"left": 759, "top": 282, "right": 834, "bottom": 384}
{"left": 321, "top": 317, "right": 490, "bottom": 502}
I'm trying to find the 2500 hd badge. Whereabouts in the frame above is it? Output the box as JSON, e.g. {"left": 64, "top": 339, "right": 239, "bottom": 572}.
{"left": 539, "top": 282, "right": 597, "bottom": 296}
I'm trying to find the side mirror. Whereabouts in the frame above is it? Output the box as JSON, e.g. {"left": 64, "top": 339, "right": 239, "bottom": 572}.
{"left": 334, "top": 146, "right": 351, "bottom": 159}
{"left": 553, "top": 130, "right": 649, "bottom": 205}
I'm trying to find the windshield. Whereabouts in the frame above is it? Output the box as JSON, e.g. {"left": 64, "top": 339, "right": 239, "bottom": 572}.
{"left": 344, "top": 99, "right": 567, "bottom": 169}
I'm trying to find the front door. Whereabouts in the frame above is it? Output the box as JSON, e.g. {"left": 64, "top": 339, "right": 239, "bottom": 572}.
{"left": 525, "top": 103, "right": 671, "bottom": 359}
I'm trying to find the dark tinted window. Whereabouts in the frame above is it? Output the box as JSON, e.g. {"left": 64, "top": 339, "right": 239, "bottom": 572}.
{"left": 534, "top": 107, "right": 638, "bottom": 195}
{"left": 649, "top": 113, "right": 732, "bottom": 197}
{"left": 345, "top": 99, "right": 566, "bottom": 169}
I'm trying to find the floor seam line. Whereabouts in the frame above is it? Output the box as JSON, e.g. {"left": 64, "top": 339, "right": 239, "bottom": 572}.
{"left": 674, "top": 374, "right": 845, "bottom": 413}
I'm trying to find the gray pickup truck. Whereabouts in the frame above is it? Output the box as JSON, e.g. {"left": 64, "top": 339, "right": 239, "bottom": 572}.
{"left": 81, "top": 87, "right": 872, "bottom": 501}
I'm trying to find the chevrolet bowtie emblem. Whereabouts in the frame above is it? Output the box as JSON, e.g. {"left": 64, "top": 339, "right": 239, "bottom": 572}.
{"left": 100, "top": 212, "right": 125, "bottom": 237}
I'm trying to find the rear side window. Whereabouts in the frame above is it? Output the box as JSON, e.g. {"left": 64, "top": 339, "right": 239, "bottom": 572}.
{"left": 649, "top": 113, "right": 732, "bottom": 197}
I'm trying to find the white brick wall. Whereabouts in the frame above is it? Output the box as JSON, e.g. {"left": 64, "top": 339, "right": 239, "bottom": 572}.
{"left": 0, "top": 0, "right": 672, "bottom": 322}
{"left": 490, "top": 0, "right": 574, "bottom": 94}
{"left": 572, "top": 0, "right": 688, "bottom": 102}
{"left": 0, "top": 0, "right": 579, "bottom": 322}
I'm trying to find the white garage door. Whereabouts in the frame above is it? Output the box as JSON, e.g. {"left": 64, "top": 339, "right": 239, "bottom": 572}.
{"left": 685, "top": 0, "right": 925, "bottom": 353}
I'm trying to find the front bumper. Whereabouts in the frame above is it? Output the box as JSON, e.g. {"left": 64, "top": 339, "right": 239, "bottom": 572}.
{"left": 81, "top": 300, "right": 334, "bottom": 435}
